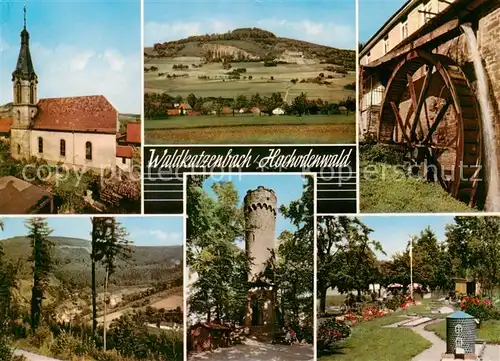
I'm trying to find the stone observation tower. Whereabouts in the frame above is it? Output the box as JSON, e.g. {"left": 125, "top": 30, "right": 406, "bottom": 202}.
{"left": 243, "top": 186, "right": 277, "bottom": 332}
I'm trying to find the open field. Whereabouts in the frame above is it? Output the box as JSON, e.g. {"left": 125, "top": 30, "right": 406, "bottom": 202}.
{"left": 145, "top": 114, "right": 355, "bottom": 144}
{"left": 151, "top": 294, "right": 183, "bottom": 310}
{"left": 144, "top": 58, "right": 355, "bottom": 102}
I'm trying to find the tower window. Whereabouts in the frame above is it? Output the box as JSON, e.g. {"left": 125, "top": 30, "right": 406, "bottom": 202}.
{"left": 122, "top": 157, "right": 126, "bottom": 164}
{"left": 17, "top": 144, "right": 21, "bottom": 155}
{"left": 30, "top": 85, "right": 34, "bottom": 104}
{"left": 60, "top": 139, "right": 66, "bottom": 157}
{"left": 15, "top": 83, "right": 21, "bottom": 104}
{"left": 85, "top": 141, "right": 92, "bottom": 160}
{"left": 38, "top": 137, "right": 43, "bottom": 153}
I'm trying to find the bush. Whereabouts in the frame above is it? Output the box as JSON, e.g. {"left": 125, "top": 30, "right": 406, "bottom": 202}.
{"left": 460, "top": 296, "right": 495, "bottom": 321}
{"left": 385, "top": 294, "right": 406, "bottom": 311}
{"left": 50, "top": 330, "right": 79, "bottom": 358}
{"left": 317, "top": 318, "right": 350, "bottom": 350}
{"left": 0, "top": 334, "right": 13, "bottom": 361}
{"left": 360, "top": 143, "right": 406, "bottom": 165}
{"left": 29, "top": 326, "right": 53, "bottom": 349}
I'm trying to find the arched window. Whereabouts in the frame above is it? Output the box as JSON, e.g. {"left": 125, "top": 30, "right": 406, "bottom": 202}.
{"left": 38, "top": 137, "right": 43, "bottom": 153}
{"left": 17, "top": 144, "right": 21, "bottom": 155}
{"left": 30, "top": 84, "right": 35, "bottom": 104}
{"left": 60, "top": 139, "right": 66, "bottom": 157}
{"left": 15, "top": 83, "right": 21, "bottom": 104}
{"left": 85, "top": 141, "right": 92, "bottom": 160}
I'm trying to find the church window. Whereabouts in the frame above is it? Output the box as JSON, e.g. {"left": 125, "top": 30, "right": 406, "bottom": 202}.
{"left": 30, "top": 85, "right": 35, "bottom": 104}
{"left": 122, "top": 158, "right": 126, "bottom": 164}
{"left": 17, "top": 144, "right": 21, "bottom": 155}
{"left": 60, "top": 139, "right": 66, "bottom": 157}
{"left": 86, "top": 142, "right": 92, "bottom": 160}
{"left": 15, "top": 83, "right": 21, "bottom": 104}
{"left": 38, "top": 137, "right": 43, "bottom": 153}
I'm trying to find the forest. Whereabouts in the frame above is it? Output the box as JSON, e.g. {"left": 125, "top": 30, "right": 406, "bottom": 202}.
{"left": 0, "top": 218, "right": 183, "bottom": 361}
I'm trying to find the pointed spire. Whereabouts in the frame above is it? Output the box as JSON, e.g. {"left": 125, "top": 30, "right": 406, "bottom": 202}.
{"left": 12, "top": 4, "right": 36, "bottom": 81}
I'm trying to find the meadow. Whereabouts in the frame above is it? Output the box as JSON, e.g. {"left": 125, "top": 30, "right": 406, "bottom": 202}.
{"left": 145, "top": 114, "right": 356, "bottom": 144}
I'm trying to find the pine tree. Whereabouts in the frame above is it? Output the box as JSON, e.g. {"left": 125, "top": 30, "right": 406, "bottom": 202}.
{"left": 25, "top": 217, "right": 54, "bottom": 334}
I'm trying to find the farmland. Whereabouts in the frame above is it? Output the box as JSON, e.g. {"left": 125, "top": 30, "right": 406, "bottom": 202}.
{"left": 144, "top": 28, "right": 356, "bottom": 144}
{"left": 144, "top": 58, "right": 355, "bottom": 102}
{"left": 145, "top": 114, "right": 355, "bottom": 144}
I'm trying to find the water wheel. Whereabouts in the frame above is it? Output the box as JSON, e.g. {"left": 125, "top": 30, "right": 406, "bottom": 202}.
{"left": 378, "top": 50, "right": 483, "bottom": 207}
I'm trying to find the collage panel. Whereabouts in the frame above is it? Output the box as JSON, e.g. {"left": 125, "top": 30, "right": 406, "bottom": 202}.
{"left": 186, "top": 174, "right": 314, "bottom": 360}
{"left": 0, "top": 216, "right": 183, "bottom": 360}
{"left": 317, "top": 215, "right": 500, "bottom": 361}
{"left": 143, "top": 0, "right": 356, "bottom": 145}
{"left": 358, "top": 0, "right": 500, "bottom": 213}
{"left": 0, "top": 1, "right": 142, "bottom": 215}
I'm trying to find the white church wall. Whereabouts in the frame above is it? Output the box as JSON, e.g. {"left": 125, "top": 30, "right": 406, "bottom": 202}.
{"left": 30, "top": 130, "right": 117, "bottom": 171}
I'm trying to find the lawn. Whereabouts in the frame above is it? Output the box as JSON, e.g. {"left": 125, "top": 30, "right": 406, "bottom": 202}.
{"left": 319, "top": 315, "right": 432, "bottom": 361}
{"left": 145, "top": 114, "right": 355, "bottom": 144}
{"left": 425, "top": 320, "right": 500, "bottom": 344}
{"left": 360, "top": 162, "right": 476, "bottom": 213}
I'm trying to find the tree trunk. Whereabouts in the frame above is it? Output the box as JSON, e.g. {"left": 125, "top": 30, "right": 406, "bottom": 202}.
{"left": 104, "top": 268, "right": 108, "bottom": 351}
{"left": 91, "top": 256, "right": 97, "bottom": 337}
{"left": 319, "top": 288, "right": 327, "bottom": 315}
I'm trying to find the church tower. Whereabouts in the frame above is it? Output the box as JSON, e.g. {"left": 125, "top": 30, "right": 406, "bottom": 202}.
{"left": 11, "top": 6, "right": 38, "bottom": 159}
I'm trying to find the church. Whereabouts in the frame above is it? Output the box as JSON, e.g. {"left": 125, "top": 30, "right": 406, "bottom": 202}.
{"left": 5, "top": 9, "right": 133, "bottom": 172}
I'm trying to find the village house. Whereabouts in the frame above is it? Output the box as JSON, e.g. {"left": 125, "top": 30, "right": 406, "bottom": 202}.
{"left": 272, "top": 107, "right": 285, "bottom": 115}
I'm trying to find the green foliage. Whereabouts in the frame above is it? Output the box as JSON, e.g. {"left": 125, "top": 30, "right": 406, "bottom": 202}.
{"left": 385, "top": 295, "right": 406, "bottom": 311}
{"left": 29, "top": 326, "right": 53, "bottom": 348}
{"left": 360, "top": 162, "right": 475, "bottom": 212}
{"left": 317, "top": 318, "right": 351, "bottom": 350}
{"left": 316, "top": 216, "right": 384, "bottom": 314}
{"left": 49, "top": 330, "right": 79, "bottom": 358}
{"left": 359, "top": 143, "right": 406, "bottom": 165}
{"left": 0, "top": 334, "right": 13, "bottom": 361}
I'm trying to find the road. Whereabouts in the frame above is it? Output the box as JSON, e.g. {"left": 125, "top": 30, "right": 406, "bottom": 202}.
{"left": 13, "top": 350, "right": 62, "bottom": 361}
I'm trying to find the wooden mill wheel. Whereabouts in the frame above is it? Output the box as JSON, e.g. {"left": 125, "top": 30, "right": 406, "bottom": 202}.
{"left": 378, "top": 50, "right": 483, "bottom": 207}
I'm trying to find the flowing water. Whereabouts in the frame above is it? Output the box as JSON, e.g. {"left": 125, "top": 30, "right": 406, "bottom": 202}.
{"left": 461, "top": 24, "right": 500, "bottom": 211}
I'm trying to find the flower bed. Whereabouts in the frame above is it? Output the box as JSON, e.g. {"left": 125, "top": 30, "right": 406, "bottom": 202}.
{"left": 459, "top": 296, "right": 496, "bottom": 321}
{"left": 317, "top": 318, "right": 351, "bottom": 350}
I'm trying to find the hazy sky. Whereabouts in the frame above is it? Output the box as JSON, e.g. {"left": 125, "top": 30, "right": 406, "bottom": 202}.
{"left": 359, "top": 0, "right": 407, "bottom": 42}
{"left": 203, "top": 174, "right": 307, "bottom": 240}
{"left": 0, "top": 217, "right": 183, "bottom": 247}
{"left": 144, "top": 0, "right": 356, "bottom": 50}
{"left": 0, "top": 1, "right": 141, "bottom": 113}
{"left": 359, "top": 215, "right": 455, "bottom": 260}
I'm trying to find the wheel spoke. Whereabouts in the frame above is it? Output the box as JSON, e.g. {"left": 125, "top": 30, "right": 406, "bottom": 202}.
{"left": 422, "top": 98, "right": 451, "bottom": 144}
{"left": 390, "top": 102, "right": 411, "bottom": 143}
{"left": 410, "top": 65, "right": 434, "bottom": 141}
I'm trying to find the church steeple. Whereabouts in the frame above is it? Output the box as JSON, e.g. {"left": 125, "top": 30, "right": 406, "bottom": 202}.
{"left": 12, "top": 5, "right": 36, "bottom": 81}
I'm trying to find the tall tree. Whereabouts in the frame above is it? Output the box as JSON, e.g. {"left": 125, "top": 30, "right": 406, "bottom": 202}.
{"left": 91, "top": 217, "right": 132, "bottom": 349}
{"left": 25, "top": 218, "right": 54, "bottom": 333}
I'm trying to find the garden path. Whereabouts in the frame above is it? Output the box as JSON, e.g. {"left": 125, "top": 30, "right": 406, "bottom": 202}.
{"left": 188, "top": 339, "right": 313, "bottom": 361}
{"left": 13, "top": 350, "right": 63, "bottom": 361}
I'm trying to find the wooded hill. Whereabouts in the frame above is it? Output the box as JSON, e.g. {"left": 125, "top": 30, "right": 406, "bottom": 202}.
{"left": 0, "top": 236, "right": 182, "bottom": 288}
{"left": 146, "top": 27, "right": 355, "bottom": 70}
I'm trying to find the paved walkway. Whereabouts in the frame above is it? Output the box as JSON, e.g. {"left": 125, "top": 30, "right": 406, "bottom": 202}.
{"left": 188, "top": 339, "right": 313, "bottom": 361}
{"left": 384, "top": 318, "right": 500, "bottom": 361}
{"left": 13, "top": 350, "right": 62, "bottom": 361}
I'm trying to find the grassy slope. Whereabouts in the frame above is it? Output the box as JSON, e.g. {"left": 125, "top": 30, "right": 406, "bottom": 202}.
{"left": 360, "top": 162, "right": 476, "bottom": 213}
{"left": 319, "top": 315, "right": 432, "bottom": 361}
{"left": 425, "top": 320, "right": 500, "bottom": 343}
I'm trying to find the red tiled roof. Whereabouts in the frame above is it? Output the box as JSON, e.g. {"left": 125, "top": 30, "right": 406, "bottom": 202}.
{"left": 0, "top": 118, "right": 12, "bottom": 133}
{"left": 178, "top": 103, "right": 192, "bottom": 110}
{"left": 0, "top": 176, "right": 52, "bottom": 214}
{"left": 168, "top": 109, "right": 180, "bottom": 116}
{"left": 126, "top": 123, "right": 141, "bottom": 144}
{"left": 33, "top": 95, "right": 118, "bottom": 133}
{"left": 116, "top": 145, "right": 133, "bottom": 158}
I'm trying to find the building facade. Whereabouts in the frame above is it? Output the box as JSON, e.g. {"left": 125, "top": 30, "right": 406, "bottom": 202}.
{"left": 8, "top": 12, "right": 122, "bottom": 172}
